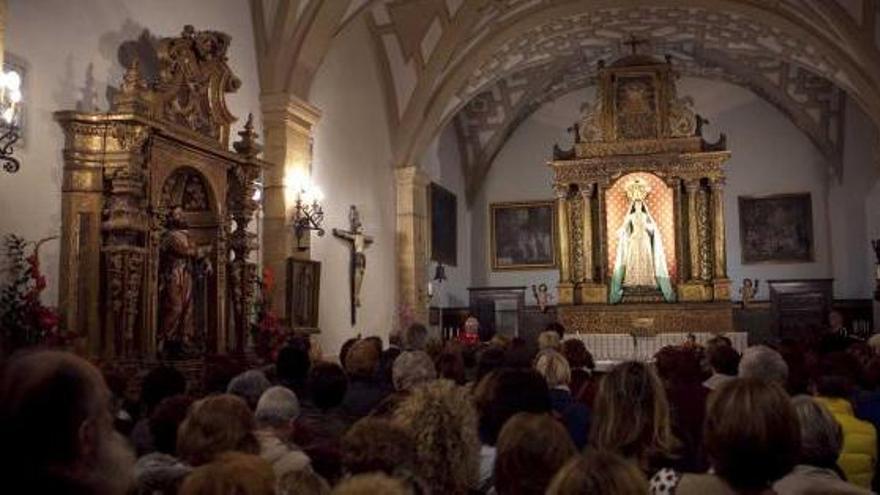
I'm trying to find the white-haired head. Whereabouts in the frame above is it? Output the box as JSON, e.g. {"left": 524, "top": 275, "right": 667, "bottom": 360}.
{"left": 392, "top": 351, "right": 437, "bottom": 391}
{"left": 226, "top": 369, "right": 271, "bottom": 410}
{"left": 738, "top": 345, "right": 788, "bottom": 386}
{"left": 255, "top": 386, "right": 301, "bottom": 429}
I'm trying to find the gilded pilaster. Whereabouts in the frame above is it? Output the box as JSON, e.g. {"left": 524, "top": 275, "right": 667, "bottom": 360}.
{"left": 260, "top": 92, "right": 321, "bottom": 323}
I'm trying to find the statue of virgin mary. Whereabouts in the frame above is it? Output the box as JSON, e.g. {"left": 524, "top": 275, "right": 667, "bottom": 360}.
{"left": 610, "top": 178, "right": 675, "bottom": 303}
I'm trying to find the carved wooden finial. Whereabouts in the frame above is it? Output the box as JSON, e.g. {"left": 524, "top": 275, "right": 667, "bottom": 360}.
{"left": 121, "top": 59, "right": 147, "bottom": 94}
{"left": 112, "top": 59, "right": 149, "bottom": 113}
{"left": 233, "top": 113, "right": 261, "bottom": 157}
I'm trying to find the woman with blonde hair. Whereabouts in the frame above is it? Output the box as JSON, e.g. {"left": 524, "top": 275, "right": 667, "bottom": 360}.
{"left": 393, "top": 380, "right": 480, "bottom": 494}
{"left": 548, "top": 449, "right": 648, "bottom": 495}
{"left": 534, "top": 351, "right": 590, "bottom": 448}
{"left": 589, "top": 361, "right": 679, "bottom": 476}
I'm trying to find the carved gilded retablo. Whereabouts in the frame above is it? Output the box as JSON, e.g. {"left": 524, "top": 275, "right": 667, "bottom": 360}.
{"left": 549, "top": 49, "right": 732, "bottom": 333}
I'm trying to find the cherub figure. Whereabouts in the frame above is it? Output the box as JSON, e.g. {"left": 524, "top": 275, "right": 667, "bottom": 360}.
{"left": 740, "top": 278, "right": 760, "bottom": 308}
{"left": 531, "top": 283, "right": 553, "bottom": 313}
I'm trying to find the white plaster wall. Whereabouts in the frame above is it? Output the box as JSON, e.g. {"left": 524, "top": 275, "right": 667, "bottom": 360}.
{"left": 421, "top": 123, "right": 472, "bottom": 307}
{"left": 470, "top": 90, "right": 587, "bottom": 302}
{"left": 308, "top": 18, "right": 396, "bottom": 357}
{"left": 472, "top": 78, "right": 876, "bottom": 301}
{"left": 678, "top": 78, "right": 832, "bottom": 298}
{"left": 1, "top": 0, "right": 262, "bottom": 305}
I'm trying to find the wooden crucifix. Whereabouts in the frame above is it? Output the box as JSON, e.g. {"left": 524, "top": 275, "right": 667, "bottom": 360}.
{"left": 333, "top": 205, "right": 374, "bottom": 325}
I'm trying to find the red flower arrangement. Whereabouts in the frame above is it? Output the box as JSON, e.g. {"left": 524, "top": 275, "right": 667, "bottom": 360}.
{"left": 0, "top": 234, "right": 71, "bottom": 353}
{"left": 252, "top": 266, "right": 287, "bottom": 361}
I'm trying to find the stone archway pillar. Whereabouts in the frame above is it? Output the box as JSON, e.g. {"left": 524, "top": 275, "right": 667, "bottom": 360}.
{"left": 260, "top": 92, "right": 321, "bottom": 323}
{"left": 396, "top": 166, "right": 430, "bottom": 326}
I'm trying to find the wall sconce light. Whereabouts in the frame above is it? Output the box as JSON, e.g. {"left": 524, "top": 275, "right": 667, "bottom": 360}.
{"left": 0, "top": 69, "right": 22, "bottom": 173}
{"left": 287, "top": 169, "right": 324, "bottom": 250}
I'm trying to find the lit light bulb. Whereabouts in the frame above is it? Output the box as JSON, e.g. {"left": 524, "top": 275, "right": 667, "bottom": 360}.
{"left": 4, "top": 71, "right": 21, "bottom": 92}
{"left": 311, "top": 185, "right": 324, "bottom": 203}
{"left": 252, "top": 187, "right": 262, "bottom": 202}
{"left": 284, "top": 169, "right": 311, "bottom": 204}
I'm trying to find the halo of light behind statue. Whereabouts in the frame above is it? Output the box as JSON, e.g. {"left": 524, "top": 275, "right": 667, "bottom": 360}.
{"left": 610, "top": 174, "right": 676, "bottom": 303}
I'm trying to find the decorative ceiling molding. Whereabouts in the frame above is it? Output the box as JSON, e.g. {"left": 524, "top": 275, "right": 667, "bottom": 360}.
{"left": 369, "top": 0, "right": 880, "bottom": 175}
{"left": 250, "top": 0, "right": 880, "bottom": 180}
{"left": 455, "top": 41, "right": 847, "bottom": 201}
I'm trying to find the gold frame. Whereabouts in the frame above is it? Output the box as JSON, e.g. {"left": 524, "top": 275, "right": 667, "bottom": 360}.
{"left": 490, "top": 200, "right": 558, "bottom": 271}
{"left": 738, "top": 192, "right": 814, "bottom": 265}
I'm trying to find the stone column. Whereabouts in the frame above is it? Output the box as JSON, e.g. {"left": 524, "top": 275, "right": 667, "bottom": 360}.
{"left": 260, "top": 93, "right": 321, "bottom": 322}
{"left": 710, "top": 178, "right": 727, "bottom": 279}
{"left": 685, "top": 179, "right": 701, "bottom": 281}
{"left": 555, "top": 184, "right": 574, "bottom": 304}
{"left": 396, "top": 166, "right": 430, "bottom": 325}
{"left": 580, "top": 183, "right": 595, "bottom": 283}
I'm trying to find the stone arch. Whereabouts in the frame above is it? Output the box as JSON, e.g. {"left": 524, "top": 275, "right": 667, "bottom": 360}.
{"left": 392, "top": 1, "right": 880, "bottom": 175}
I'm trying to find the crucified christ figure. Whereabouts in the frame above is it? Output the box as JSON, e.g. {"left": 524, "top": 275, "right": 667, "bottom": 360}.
{"left": 333, "top": 205, "right": 374, "bottom": 325}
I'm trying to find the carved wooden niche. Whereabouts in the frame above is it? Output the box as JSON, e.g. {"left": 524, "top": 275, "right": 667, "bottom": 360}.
{"left": 56, "top": 25, "right": 266, "bottom": 360}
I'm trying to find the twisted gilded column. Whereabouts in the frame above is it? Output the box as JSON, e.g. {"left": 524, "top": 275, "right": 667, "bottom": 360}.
{"left": 596, "top": 182, "right": 608, "bottom": 282}
{"left": 710, "top": 178, "right": 727, "bottom": 279}
{"left": 580, "top": 183, "right": 595, "bottom": 283}
{"left": 685, "top": 179, "right": 701, "bottom": 281}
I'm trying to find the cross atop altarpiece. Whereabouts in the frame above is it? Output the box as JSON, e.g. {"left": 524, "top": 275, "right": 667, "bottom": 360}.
{"left": 333, "top": 206, "right": 374, "bottom": 326}
{"left": 623, "top": 34, "right": 650, "bottom": 55}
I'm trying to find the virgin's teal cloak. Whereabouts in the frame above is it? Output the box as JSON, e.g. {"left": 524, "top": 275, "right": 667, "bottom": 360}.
{"left": 610, "top": 201, "right": 676, "bottom": 303}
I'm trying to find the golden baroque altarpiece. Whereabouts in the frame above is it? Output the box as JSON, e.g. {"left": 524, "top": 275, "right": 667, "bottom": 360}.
{"left": 550, "top": 52, "right": 733, "bottom": 334}
{"left": 56, "top": 26, "right": 266, "bottom": 359}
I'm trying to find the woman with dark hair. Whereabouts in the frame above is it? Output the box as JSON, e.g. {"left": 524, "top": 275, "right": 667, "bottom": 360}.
{"left": 493, "top": 413, "right": 577, "bottom": 495}
{"left": 654, "top": 345, "right": 711, "bottom": 472}
{"left": 562, "top": 338, "right": 597, "bottom": 406}
{"left": 589, "top": 361, "right": 679, "bottom": 478}
{"left": 473, "top": 369, "right": 552, "bottom": 491}
{"left": 650, "top": 378, "right": 801, "bottom": 494}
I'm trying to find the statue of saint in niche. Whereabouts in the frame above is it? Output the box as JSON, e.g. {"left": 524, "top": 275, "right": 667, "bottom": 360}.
{"left": 158, "top": 206, "right": 212, "bottom": 356}
{"left": 610, "top": 178, "right": 675, "bottom": 303}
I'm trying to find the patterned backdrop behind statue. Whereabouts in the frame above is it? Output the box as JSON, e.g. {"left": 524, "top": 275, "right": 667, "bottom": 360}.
{"left": 607, "top": 173, "right": 677, "bottom": 303}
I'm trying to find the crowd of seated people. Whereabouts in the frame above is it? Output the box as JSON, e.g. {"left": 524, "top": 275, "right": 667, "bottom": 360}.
{"left": 3, "top": 322, "right": 880, "bottom": 494}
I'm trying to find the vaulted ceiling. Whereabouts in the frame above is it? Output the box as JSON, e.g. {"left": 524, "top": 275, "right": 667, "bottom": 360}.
{"left": 252, "top": 0, "right": 880, "bottom": 199}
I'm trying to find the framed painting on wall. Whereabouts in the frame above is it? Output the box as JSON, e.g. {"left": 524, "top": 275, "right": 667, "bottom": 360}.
{"left": 490, "top": 201, "right": 557, "bottom": 270}
{"left": 430, "top": 182, "right": 457, "bottom": 266}
{"left": 738, "top": 193, "right": 814, "bottom": 264}
{"left": 286, "top": 258, "right": 321, "bottom": 330}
